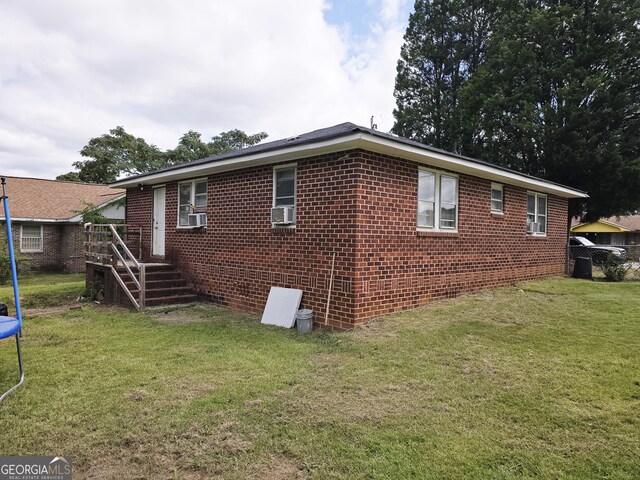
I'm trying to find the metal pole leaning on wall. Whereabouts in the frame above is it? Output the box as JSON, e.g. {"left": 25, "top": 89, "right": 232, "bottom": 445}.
{"left": 324, "top": 252, "right": 336, "bottom": 326}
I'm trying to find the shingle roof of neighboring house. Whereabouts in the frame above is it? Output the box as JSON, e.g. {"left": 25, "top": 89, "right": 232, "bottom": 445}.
{"left": 110, "top": 122, "right": 588, "bottom": 199}
{"left": 0, "top": 176, "right": 125, "bottom": 221}
{"left": 572, "top": 215, "right": 640, "bottom": 232}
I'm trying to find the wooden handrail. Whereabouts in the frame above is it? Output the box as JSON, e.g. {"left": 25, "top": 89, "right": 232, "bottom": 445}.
{"left": 110, "top": 264, "right": 140, "bottom": 310}
{"left": 110, "top": 244, "right": 140, "bottom": 290}
{"left": 84, "top": 223, "right": 146, "bottom": 311}
{"left": 109, "top": 224, "right": 140, "bottom": 269}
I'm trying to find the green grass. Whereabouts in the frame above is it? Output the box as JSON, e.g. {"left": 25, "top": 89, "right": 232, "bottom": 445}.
{"left": 0, "top": 273, "right": 84, "bottom": 309}
{"left": 0, "top": 277, "right": 638, "bottom": 479}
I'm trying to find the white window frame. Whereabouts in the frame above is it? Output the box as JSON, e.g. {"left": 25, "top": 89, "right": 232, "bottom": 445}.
{"left": 272, "top": 164, "right": 297, "bottom": 226}
{"left": 526, "top": 191, "right": 547, "bottom": 236}
{"left": 417, "top": 168, "right": 459, "bottom": 232}
{"left": 491, "top": 183, "right": 504, "bottom": 213}
{"left": 20, "top": 225, "right": 43, "bottom": 253}
{"left": 177, "top": 178, "right": 208, "bottom": 228}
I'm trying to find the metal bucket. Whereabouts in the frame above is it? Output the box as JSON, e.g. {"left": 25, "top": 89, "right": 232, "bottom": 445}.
{"left": 296, "top": 309, "right": 313, "bottom": 334}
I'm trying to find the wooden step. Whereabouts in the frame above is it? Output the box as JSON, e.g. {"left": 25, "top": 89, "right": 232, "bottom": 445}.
{"left": 124, "top": 278, "right": 187, "bottom": 290}
{"left": 145, "top": 294, "right": 198, "bottom": 307}
{"left": 145, "top": 286, "right": 194, "bottom": 299}
{"left": 114, "top": 262, "right": 197, "bottom": 309}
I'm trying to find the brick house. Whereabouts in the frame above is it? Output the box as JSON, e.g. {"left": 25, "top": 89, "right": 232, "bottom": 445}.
{"left": 107, "top": 123, "right": 586, "bottom": 329}
{"left": 1, "top": 176, "right": 124, "bottom": 273}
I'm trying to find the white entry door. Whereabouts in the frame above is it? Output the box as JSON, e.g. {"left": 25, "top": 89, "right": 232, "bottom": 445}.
{"left": 152, "top": 187, "right": 166, "bottom": 257}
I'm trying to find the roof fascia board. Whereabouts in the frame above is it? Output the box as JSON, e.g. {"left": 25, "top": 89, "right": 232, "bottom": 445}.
{"left": 571, "top": 220, "right": 631, "bottom": 232}
{"left": 111, "top": 136, "right": 363, "bottom": 188}
{"left": 93, "top": 193, "right": 125, "bottom": 210}
{"left": 67, "top": 193, "right": 126, "bottom": 222}
{"left": 111, "top": 132, "right": 587, "bottom": 199}
{"left": 599, "top": 219, "right": 631, "bottom": 231}
{"left": 357, "top": 134, "right": 587, "bottom": 199}
{"left": 0, "top": 217, "right": 78, "bottom": 223}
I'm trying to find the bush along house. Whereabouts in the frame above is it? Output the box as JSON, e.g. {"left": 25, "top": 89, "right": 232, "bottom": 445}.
{"left": 88, "top": 122, "right": 587, "bottom": 329}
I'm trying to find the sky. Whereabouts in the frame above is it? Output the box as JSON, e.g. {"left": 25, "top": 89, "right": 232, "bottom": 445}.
{"left": 0, "top": 0, "right": 413, "bottom": 180}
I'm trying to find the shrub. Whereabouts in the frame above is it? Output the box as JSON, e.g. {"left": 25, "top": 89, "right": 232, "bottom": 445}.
{"left": 601, "top": 253, "right": 631, "bottom": 282}
{"left": 0, "top": 251, "right": 9, "bottom": 285}
{"left": 0, "top": 237, "right": 31, "bottom": 285}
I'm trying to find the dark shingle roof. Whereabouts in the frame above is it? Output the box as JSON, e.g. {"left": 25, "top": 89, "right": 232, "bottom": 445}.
{"left": 117, "top": 122, "right": 364, "bottom": 183}
{"left": 112, "top": 122, "right": 586, "bottom": 195}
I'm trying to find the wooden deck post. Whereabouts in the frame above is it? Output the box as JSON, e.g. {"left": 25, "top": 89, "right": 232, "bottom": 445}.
{"left": 139, "top": 264, "right": 146, "bottom": 311}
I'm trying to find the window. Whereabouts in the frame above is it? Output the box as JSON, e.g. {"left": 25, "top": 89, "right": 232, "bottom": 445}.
{"left": 527, "top": 192, "right": 547, "bottom": 235}
{"left": 21, "top": 225, "right": 43, "bottom": 252}
{"left": 418, "top": 169, "right": 458, "bottom": 231}
{"left": 273, "top": 166, "right": 296, "bottom": 208}
{"left": 272, "top": 165, "right": 297, "bottom": 226}
{"left": 178, "top": 179, "right": 207, "bottom": 227}
{"left": 491, "top": 183, "right": 503, "bottom": 213}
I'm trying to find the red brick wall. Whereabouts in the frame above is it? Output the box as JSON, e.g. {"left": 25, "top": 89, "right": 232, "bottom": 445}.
{"left": 352, "top": 152, "right": 568, "bottom": 324}
{"left": 125, "top": 149, "right": 569, "bottom": 328}
{"left": 60, "top": 224, "right": 86, "bottom": 272}
{"left": 128, "top": 152, "right": 359, "bottom": 329}
{"left": 2, "top": 222, "right": 85, "bottom": 273}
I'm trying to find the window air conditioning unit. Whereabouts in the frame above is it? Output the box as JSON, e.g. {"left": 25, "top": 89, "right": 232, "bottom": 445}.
{"left": 188, "top": 213, "right": 207, "bottom": 228}
{"left": 528, "top": 222, "right": 540, "bottom": 234}
{"left": 271, "top": 206, "right": 295, "bottom": 225}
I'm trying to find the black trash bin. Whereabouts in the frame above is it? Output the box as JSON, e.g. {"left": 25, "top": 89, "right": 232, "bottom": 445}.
{"left": 573, "top": 257, "right": 593, "bottom": 280}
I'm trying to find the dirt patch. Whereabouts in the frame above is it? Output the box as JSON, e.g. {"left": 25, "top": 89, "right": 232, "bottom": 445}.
{"left": 80, "top": 421, "right": 255, "bottom": 479}
{"left": 151, "top": 310, "right": 206, "bottom": 324}
{"left": 251, "top": 454, "right": 305, "bottom": 480}
{"left": 23, "top": 306, "right": 81, "bottom": 318}
{"left": 124, "top": 389, "right": 148, "bottom": 401}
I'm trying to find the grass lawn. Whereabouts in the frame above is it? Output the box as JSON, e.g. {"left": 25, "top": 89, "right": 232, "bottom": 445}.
{"left": 0, "top": 276, "right": 638, "bottom": 479}
{"left": 0, "top": 272, "right": 85, "bottom": 309}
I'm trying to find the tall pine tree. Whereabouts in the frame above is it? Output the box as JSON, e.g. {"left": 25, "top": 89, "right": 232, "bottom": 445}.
{"left": 461, "top": 0, "right": 640, "bottom": 220}
{"left": 392, "top": 0, "right": 500, "bottom": 152}
{"left": 393, "top": 0, "right": 640, "bottom": 220}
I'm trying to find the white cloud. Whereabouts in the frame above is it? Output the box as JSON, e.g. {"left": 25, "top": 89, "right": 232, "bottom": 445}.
{"left": 0, "top": 0, "right": 410, "bottom": 179}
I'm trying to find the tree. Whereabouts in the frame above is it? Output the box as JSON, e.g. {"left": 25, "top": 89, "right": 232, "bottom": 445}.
{"left": 460, "top": 0, "right": 640, "bottom": 220}
{"left": 164, "top": 129, "right": 268, "bottom": 164}
{"left": 393, "top": 0, "right": 640, "bottom": 220}
{"left": 66, "top": 127, "right": 268, "bottom": 184}
{"left": 55, "top": 172, "right": 82, "bottom": 182}
{"left": 72, "top": 201, "right": 124, "bottom": 225}
{"left": 73, "top": 127, "right": 165, "bottom": 184}
{"left": 392, "top": 0, "right": 501, "bottom": 152}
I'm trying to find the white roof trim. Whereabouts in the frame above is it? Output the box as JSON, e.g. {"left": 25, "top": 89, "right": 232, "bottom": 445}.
{"left": 359, "top": 134, "right": 587, "bottom": 198}
{"left": 111, "top": 133, "right": 587, "bottom": 199}
{"left": 1, "top": 218, "right": 76, "bottom": 223}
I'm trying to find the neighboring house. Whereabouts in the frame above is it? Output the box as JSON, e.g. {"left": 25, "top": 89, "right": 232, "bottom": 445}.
{"left": 0, "top": 176, "right": 125, "bottom": 273}
{"left": 99, "top": 122, "right": 586, "bottom": 329}
{"left": 571, "top": 215, "right": 640, "bottom": 246}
